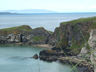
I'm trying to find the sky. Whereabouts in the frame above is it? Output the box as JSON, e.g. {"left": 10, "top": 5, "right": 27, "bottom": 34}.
{"left": 0, "top": 0, "right": 96, "bottom": 12}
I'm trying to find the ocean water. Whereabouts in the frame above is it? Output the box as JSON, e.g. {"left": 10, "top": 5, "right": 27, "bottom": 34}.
{"left": 0, "top": 13, "right": 96, "bottom": 31}
{"left": 0, "top": 45, "right": 74, "bottom": 72}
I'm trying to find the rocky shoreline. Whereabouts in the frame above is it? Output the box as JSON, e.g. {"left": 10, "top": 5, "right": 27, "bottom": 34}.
{"left": 33, "top": 50, "right": 94, "bottom": 72}
{"left": 33, "top": 53, "right": 94, "bottom": 72}
{"left": 58, "top": 57, "right": 94, "bottom": 72}
{"left": 34, "top": 49, "right": 94, "bottom": 72}
{"left": 32, "top": 44, "right": 53, "bottom": 48}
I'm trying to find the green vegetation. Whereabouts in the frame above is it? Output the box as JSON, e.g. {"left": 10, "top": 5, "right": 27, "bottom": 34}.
{"left": 0, "top": 25, "right": 32, "bottom": 35}
{"left": 92, "top": 22, "right": 96, "bottom": 29}
{"left": 32, "top": 36, "right": 46, "bottom": 41}
{"left": 0, "top": 25, "right": 32, "bottom": 32}
{"left": 61, "top": 17, "right": 96, "bottom": 25}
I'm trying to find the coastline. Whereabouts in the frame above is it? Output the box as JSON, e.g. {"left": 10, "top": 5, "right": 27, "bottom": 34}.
{"left": 32, "top": 44, "right": 53, "bottom": 48}
{"left": 58, "top": 57, "right": 94, "bottom": 72}
{"left": 1, "top": 17, "right": 96, "bottom": 72}
{"left": 38, "top": 49, "right": 94, "bottom": 72}
{"left": 0, "top": 43, "right": 53, "bottom": 49}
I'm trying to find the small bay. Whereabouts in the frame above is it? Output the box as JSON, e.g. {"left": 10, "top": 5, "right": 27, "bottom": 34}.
{"left": 0, "top": 45, "right": 73, "bottom": 72}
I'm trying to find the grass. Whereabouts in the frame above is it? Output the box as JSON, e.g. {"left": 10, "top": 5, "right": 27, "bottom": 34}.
{"left": 0, "top": 25, "right": 33, "bottom": 35}
{"left": 0, "top": 25, "right": 32, "bottom": 32}
{"left": 32, "top": 36, "right": 46, "bottom": 41}
{"left": 61, "top": 16, "right": 96, "bottom": 25}
{"left": 33, "top": 27, "right": 53, "bottom": 34}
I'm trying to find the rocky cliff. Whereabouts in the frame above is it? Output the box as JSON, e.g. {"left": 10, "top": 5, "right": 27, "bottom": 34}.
{"left": 48, "top": 17, "right": 96, "bottom": 55}
{"left": 0, "top": 25, "right": 52, "bottom": 45}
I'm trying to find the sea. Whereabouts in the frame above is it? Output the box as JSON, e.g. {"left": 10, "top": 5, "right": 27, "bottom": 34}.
{"left": 0, "top": 13, "right": 96, "bottom": 31}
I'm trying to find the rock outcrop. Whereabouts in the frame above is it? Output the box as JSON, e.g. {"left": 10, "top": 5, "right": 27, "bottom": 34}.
{"left": 27, "top": 27, "right": 51, "bottom": 44}
{"left": 0, "top": 25, "right": 52, "bottom": 45}
{"left": 59, "top": 56, "right": 94, "bottom": 72}
{"left": 88, "top": 30, "right": 96, "bottom": 72}
{"left": 48, "top": 17, "right": 96, "bottom": 55}
{"left": 32, "top": 54, "right": 39, "bottom": 59}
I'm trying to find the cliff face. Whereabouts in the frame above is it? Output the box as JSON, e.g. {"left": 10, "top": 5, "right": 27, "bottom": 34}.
{"left": 0, "top": 25, "right": 52, "bottom": 45}
{"left": 79, "top": 29, "right": 96, "bottom": 72}
{"left": 28, "top": 27, "right": 51, "bottom": 44}
{"left": 88, "top": 30, "right": 96, "bottom": 72}
{"left": 48, "top": 17, "right": 96, "bottom": 55}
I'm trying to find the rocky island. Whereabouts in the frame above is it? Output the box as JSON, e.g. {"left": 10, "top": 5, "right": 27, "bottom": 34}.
{"left": 0, "top": 17, "right": 96, "bottom": 72}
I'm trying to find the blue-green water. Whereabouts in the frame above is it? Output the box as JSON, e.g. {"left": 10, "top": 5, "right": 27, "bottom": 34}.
{"left": 0, "top": 45, "right": 73, "bottom": 72}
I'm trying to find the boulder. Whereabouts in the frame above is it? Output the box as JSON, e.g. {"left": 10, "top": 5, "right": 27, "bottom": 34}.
{"left": 32, "top": 54, "right": 38, "bottom": 59}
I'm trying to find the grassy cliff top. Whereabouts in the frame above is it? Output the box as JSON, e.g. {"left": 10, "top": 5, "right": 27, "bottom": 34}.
{"left": 0, "top": 25, "right": 32, "bottom": 32}
{"left": 33, "top": 27, "right": 53, "bottom": 34}
{"left": 61, "top": 16, "right": 96, "bottom": 26}
{"left": 0, "top": 25, "right": 32, "bottom": 35}
{"left": 61, "top": 17, "right": 96, "bottom": 24}
{"left": 0, "top": 25, "right": 53, "bottom": 35}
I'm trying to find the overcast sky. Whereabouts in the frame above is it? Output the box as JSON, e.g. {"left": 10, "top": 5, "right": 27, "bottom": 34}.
{"left": 0, "top": 0, "right": 96, "bottom": 12}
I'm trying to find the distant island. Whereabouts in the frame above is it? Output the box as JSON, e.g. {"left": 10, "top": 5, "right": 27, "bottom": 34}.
{"left": 0, "top": 9, "right": 57, "bottom": 14}
{"left": 1, "top": 9, "right": 96, "bottom": 15}
{"left": 0, "top": 12, "right": 17, "bottom": 15}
